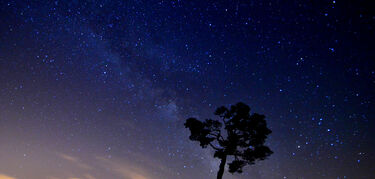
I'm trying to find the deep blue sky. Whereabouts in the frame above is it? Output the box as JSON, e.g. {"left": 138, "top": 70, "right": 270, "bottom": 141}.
{"left": 0, "top": 0, "right": 374, "bottom": 178}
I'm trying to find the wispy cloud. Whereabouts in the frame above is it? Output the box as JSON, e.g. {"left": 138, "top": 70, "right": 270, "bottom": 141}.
{"left": 57, "top": 153, "right": 92, "bottom": 170}
{"left": 96, "top": 157, "right": 151, "bottom": 179}
{"left": 83, "top": 174, "right": 96, "bottom": 179}
{"left": 54, "top": 152, "right": 172, "bottom": 179}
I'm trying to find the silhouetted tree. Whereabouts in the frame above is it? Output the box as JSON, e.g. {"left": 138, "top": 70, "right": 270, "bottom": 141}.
{"left": 184, "top": 102, "right": 273, "bottom": 179}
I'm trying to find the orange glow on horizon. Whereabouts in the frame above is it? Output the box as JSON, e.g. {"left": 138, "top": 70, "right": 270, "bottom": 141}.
{"left": 0, "top": 174, "right": 16, "bottom": 179}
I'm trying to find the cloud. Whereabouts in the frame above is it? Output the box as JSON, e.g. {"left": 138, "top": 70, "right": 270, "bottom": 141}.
{"left": 96, "top": 157, "right": 151, "bottom": 179}
{"left": 83, "top": 174, "right": 96, "bottom": 179}
{"left": 0, "top": 174, "right": 16, "bottom": 179}
{"left": 57, "top": 153, "right": 92, "bottom": 170}
{"left": 55, "top": 152, "right": 171, "bottom": 179}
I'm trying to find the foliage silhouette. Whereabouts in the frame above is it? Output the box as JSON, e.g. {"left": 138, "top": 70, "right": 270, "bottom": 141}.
{"left": 184, "top": 102, "right": 273, "bottom": 179}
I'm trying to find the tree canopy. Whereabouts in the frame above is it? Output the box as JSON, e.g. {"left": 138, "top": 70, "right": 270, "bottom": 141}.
{"left": 184, "top": 102, "right": 273, "bottom": 179}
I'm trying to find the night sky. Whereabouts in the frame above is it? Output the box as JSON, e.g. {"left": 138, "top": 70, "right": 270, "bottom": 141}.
{"left": 1, "top": 1, "right": 375, "bottom": 179}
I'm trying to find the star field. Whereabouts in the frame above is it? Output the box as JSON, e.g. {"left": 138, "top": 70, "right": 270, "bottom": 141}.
{"left": 0, "top": 0, "right": 374, "bottom": 179}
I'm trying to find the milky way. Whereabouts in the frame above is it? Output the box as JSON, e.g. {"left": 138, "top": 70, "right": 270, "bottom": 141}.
{"left": 0, "top": 1, "right": 374, "bottom": 179}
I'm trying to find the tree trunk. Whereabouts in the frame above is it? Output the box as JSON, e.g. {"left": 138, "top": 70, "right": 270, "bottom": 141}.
{"left": 217, "top": 155, "right": 227, "bottom": 179}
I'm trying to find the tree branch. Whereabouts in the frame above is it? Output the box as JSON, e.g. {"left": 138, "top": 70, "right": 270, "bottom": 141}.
{"left": 208, "top": 131, "right": 225, "bottom": 143}
{"left": 221, "top": 116, "right": 227, "bottom": 125}
{"left": 209, "top": 142, "right": 221, "bottom": 150}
